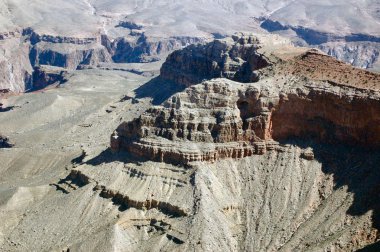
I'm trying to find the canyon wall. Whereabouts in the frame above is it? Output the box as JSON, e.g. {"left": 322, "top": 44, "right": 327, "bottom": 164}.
{"left": 260, "top": 18, "right": 380, "bottom": 71}
{"left": 160, "top": 35, "right": 269, "bottom": 87}
{"left": 112, "top": 36, "right": 380, "bottom": 165}
{"left": 0, "top": 27, "right": 207, "bottom": 93}
{"left": 104, "top": 35, "right": 380, "bottom": 251}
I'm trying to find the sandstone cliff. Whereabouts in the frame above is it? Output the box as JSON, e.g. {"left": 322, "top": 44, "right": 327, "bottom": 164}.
{"left": 0, "top": 27, "right": 207, "bottom": 93}
{"left": 113, "top": 36, "right": 380, "bottom": 165}
{"left": 102, "top": 35, "right": 380, "bottom": 251}
{"left": 160, "top": 35, "right": 270, "bottom": 87}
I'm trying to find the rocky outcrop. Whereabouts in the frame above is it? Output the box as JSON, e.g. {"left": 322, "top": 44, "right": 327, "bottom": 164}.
{"left": 105, "top": 34, "right": 206, "bottom": 63}
{"left": 0, "top": 37, "right": 33, "bottom": 93}
{"left": 0, "top": 30, "right": 21, "bottom": 40}
{"left": 29, "top": 42, "right": 112, "bottom": 70}
{"left": 104, "top": 35, "right": 380, "bottom": 251}
{"left": 160, "top": 35, "right": 270, "bottom": 87}
{"left": 22, "top": 28, "right": 99, "bottom": 45}
{"left": 0, "top": 135, "right": 12, "bottom": 148}
{"left": 112, "top": 35, "right": 380, "bottom": 165}
{"left": 0, "top": 27, "right": 207, "bottom": 93}
{"left": 31, "top": 65, "right": 68, "bottom": 90}
{"left": 260, "top": 18, "right": 380, "bottom": 71}
{"left": 271, "top": 81, "right": 380, "bottom": 146}
{"left": 112, "top": 78, "right": 380, "bottom": 164}
{"left": 318, "top": 41, "right": 380, "bottom": 70}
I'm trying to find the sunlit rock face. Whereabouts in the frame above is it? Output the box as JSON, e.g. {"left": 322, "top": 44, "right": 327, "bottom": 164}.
{"left": 113, "top": 36, "right": 380, "bottom": 164}
{"left": 1, "top": 0, "right": 379, "bottom": 93}
{"left": 94, "top": 36, "right": 380, "bottom": 251}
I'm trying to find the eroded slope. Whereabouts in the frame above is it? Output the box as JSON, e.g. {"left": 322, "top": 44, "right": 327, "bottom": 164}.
{"left": 74, "top": 35, "right": 380, "bottom": 251}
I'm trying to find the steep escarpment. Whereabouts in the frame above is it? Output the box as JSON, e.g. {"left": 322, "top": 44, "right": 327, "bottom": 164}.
{"left": 106, "top": 34, "right": 205, "bottom": 63}
{"left": 260, "top": 18, "right": 380, "bottom": 71}
{"left": 112, "top": 76, "right": 380, "bottom": 165}
{"left": 29, "top": 42, "right": 112, "bottom": 70}
{"left": 271, "top": 82, "right": 380, "bottom": 145}
{"left": 0, "top": 32, "right": 33, "bottom": 93}
{"left": 113, "top": 36, "right": 380, "bottom": 165}
{"left": 160, "top": 35, "right": 270, "bottom": 87}
{"left": 318, "top": 41, "right": 380, "bottom": 70}
{"left": 104, "top": 35, "right": 380, "bottom": 251}
{"left": 31, "top": 65, "right": 68, "bottom": 90}
{"left": 0, "top": 27, "right": 207, "bottom": 93}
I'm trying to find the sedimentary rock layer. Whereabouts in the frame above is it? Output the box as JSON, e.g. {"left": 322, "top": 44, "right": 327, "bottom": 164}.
{"left": 112, "top": 36, "right": 380, "bottom": 165}
{"left": 160, "top": 35, "right": 270, "bottom": 87}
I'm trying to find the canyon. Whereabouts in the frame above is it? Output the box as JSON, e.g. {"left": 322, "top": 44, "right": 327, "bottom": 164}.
{"left": 74, "top": 35, "right": 380, "bottom": 251}
{"left": 0, "top": 31, "right": 379, "bottom": 251}
{"left": 0, "top": 0, "right": 379, "bottom": 93}
{"left": 0, "top": 1, "right": 379, "bottom": 251}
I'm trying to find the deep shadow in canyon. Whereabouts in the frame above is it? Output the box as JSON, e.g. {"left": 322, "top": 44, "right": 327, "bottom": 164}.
{"left": 134, "top": 77, "right": 186, "bottom": 105}
{"left": 260, "top": 19, "right": 380, "bottom": 45}
{"left": 278, "top": 137, "right": 380, "bottom": 244}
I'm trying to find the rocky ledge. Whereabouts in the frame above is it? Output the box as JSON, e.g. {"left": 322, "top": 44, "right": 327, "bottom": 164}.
{"left": 160, "top": 34, "right": 270, "bottom": 86}
{"left": 111, "top": 35, "right": 380, "bottom": 165}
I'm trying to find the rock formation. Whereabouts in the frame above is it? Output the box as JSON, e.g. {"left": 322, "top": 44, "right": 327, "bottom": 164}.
{"left": 0, "top": 134, "right": 12, "bottom": 148}
{"left": 0, "top": 23, "right": 208, "bottom": 93}
{"left": 31, "top": 65, "right": 68, "bottom": 90}
{"left": 0, "top": 0, "right": 379, "bottom": 94}
{"left": 1, "top": 33, "right": 378, "bottom": 251}
{"left": 160, "top": 35, "right": 270, "bottom": 87}
{"left": 97, "top": 35, "right": 380, "bottom": 251}
{"left": 112, "top": 36, "right": 380, "bottom": 165}
{"left": 259, "top": 17, "right": 380, "bottom": 71}
{"left": 0, "top": 31, "right": 33, "bottom": 93}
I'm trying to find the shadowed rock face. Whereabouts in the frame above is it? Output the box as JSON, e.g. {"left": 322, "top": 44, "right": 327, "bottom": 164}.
{"left": 109, "top": 35, "right": 205, "bottom": 63}
{"left": 0, "top": 28, "right": 207, "bottom": 93}
{"left": 31, "top": 66, "right": 67, "bottom": 91}
{"left": 271, "top": 84, "right": 380, "bottom": 146}
{"left": 0, "top": 135, "right": 12, "bottom": 148}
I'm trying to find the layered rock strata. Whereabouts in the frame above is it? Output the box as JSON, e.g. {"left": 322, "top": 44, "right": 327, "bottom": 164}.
{"left": 112, "top": 36, "right": 380, "bottom": 166}
{"left": 0, "top": 26, "right": 207, "bottom": 93}
{"left": 160, "top": 35, "right": 270, "bottom": 87}
{"left": 259, "top": 18, "right": 380, "bottom": 71}
{"left": 102, "top": 37, "right": 380, "bottom": 250}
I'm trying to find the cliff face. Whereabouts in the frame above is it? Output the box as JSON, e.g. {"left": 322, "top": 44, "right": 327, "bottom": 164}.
{"left": 0, "top": 27, "right": 207, "bottom": 93}
{"left": 112, "top": 77, "right": 380, "bottom": 164}
{"left": 108, "top": 34, "right": 205, "bottom": 63}
{"left": 271, "top": 83, "right": 380, "bottom": 146}
{"left": 160, "top": 35, "right": 270, "bottom": 87}
{"left": 103, "top": 35, "right": 380, "bottom": 251}
{"left": 318, "top": 41, "right": 380, "bottom": 70}
{"left": 260, "top": 18, "right": 380, "bottom": 71}
{"left": 0, "top": 33, "right": 33, "bottom": 93}
{"left": 31, "top": 66, "right": 67, "bottom": 90}
{"left": 112, "top": 36, "right": 380, "bottom": 165}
